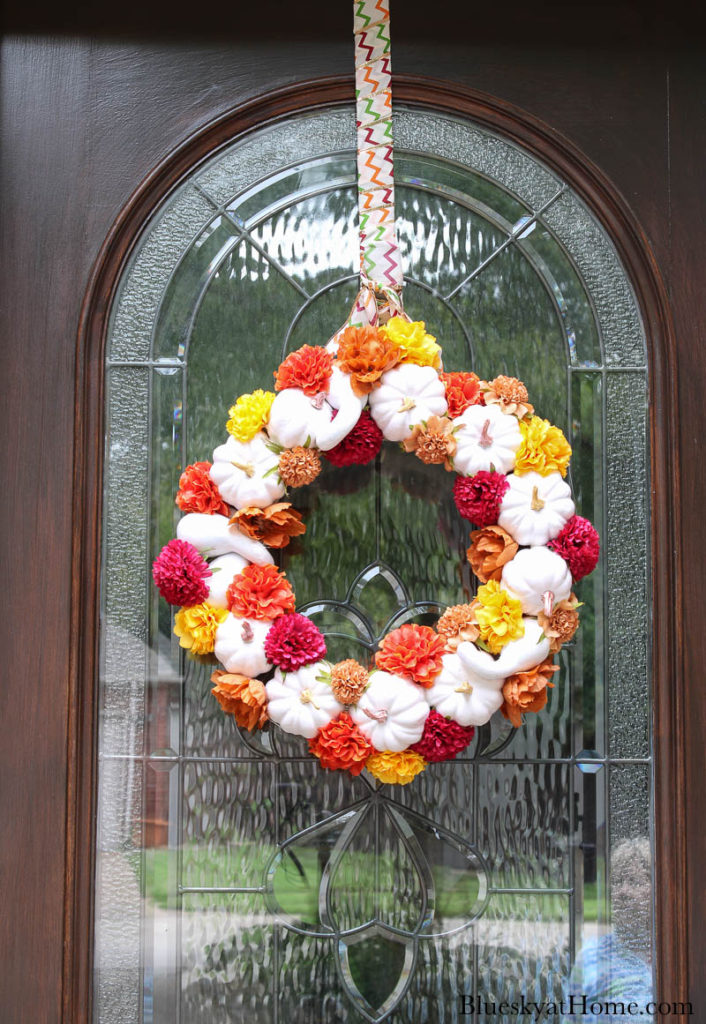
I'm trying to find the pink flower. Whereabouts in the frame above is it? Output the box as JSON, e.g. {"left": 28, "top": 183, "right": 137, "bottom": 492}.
{"left": 324, "top": 409, "right": 383, "bottom": 467}
{"left": 264, "top": 613, "right": 327, "bottom": 671}
{"left": 548, "top": 515, "right": 600, "bottom": 580}
{"left": 410, "top": 709, "right": 475, "bottom": 762}
{"left": 453, "top": 471, "right": 510, "bottom": 526}
{"left": 152, "top": 539, "right": 211, "bottom": 606}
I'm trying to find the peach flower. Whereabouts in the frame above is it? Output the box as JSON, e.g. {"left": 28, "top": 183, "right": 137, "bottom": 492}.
{"left": 335, "top": 325, "right": 401, "bottom": 396}
{"left": 467, "top": 525, "right": 519, "bottom": 583}
{"left": 230, "top": 502, "right": 306, "bottom": 549}
{"left": 211, "top": 670, "right": 268, "bottom": 731}
{"left": 500, "top": 657, "right": 560, "bottom": 727}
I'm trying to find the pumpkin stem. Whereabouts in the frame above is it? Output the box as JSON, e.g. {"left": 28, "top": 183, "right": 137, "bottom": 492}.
{"left": 363, "top": 705, "right": 389, "bottom": 722}
{"left": 299, "top": 688, "right": 321, "bottom": 710}
{"left": 241, "top": 621, "right": 254, "bottom": 643}
{"left": 398, "top": 396, "right": 416, "bottom": 413}
{"left": 530, "top": 485, "right": 545, "bottom": 511}
{"left": 310, "top": 392, "right": 327, "bottom": 410}
{"left": 478, "top": 418, "right": 494, "bottom": 449}
{"left": 454, "top": 680, "right": 474, "bottom": 695}
{"left": 542, "top": 591, "right": 555, "bottom": 617}
{"left": 231, "top": 459, "right": 256, "bottom": 478}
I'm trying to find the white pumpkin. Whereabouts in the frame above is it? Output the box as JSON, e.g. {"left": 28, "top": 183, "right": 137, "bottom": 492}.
{"left": 350, "top": 671, "right": 429, "bottom": 751}
{"left": 267, "top": 367, "right": 366, "bottom": 452}
{"left": 458, "top": 617, "right": 551, "bottom": 679}
{"left": 498, "top": 471, "right": 575, "bottom": 546}
{"left": 205, "top": 553, "right": 248, "bottom": 609}
{"left": 453, "top": 404, "right": 522, "bottom": 476}
{"left": 368, "top": 364, "right": 447, "bottom": 442}
{"left": 425, "top": 652, "right": 504, "bottom": 727}
{"left": 500, "top": 546, "right": 572, "bottom": 616}
{"left": 265, "top": 662, "right": 343, "bottom": 738}
{"left": 176, "top": 512, "right": 273, "bottom": 565}
{"left": 210, "top": 433, "right": 285, "bottom": 510}
{"left": 214, "top": 614, "right": 271, "bottom": 677}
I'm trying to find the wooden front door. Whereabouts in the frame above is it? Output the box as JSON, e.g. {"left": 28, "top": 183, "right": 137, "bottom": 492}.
{"left": 1, "top": 6, "right": 702, "bottom": 1021}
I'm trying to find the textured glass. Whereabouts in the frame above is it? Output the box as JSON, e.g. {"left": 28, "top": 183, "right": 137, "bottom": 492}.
{"left": 99, "top": 107, "right": 652, "bottom": 1022}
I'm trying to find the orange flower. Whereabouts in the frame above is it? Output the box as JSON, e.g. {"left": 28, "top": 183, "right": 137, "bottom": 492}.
{"left": 274, "top": 345, "right": 333, "bottom": 396}
{"left": 330, "top": 659, "right": 370, "bottom": 704}
{"left": 335, "top": 325, "right": 400, "bottom": 396}
{"left": 402, "top": 415, "right": 457, "bottom": 469}
{"left": 211, "top": 670, "right": 268, "bottom": 731}
{"left": 375, "top": 624, "right": 446, "bottom": 687}
{"left": 439, "top": 371, "right": 483, "bottom": 418}
{"left": 436, "top": 604, "right": 480, "bottom": 650}
{"left": 538, "top": 593, "right": 581, "bottom": 653}
{"left": 227, "top": 564, "right": 295, "bottom": 620}
{"left": 500, "top": 657, "right": 560, "bottom": 727}
{"left": 309, "top": 713, "right": 373, "bottom": 774}
{"left": 278, "top": 446, "right": 322, "bottom": 487}
{"left": 230, "top": 502, "right": 306, "bottom": 549}
{"left": 481, "top": 375, "right": 534, "bottom": 419}
{"left": 467, "top": 525, "right": 519, "bottom": 583}
{"left": 175, "top": 461, "right": 229, "bottom": 516}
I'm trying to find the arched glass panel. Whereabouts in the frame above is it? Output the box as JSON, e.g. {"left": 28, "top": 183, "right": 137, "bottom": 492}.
{"left": 97, "top": 107, "right": 652, "bottom": 1023}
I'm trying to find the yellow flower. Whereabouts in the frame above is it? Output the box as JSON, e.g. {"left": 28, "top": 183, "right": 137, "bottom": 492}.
{"left": 380, "top": 317, "right": 442, "bottom": 369}
{"left": 514, "top": 416, "right": 572, "bottom": 477}
{"left": 366, "top": 750, "right": 427, "bottom": 786}
{"left": 174, "top": 603, "right": 229, "bottom": 655}
{"left": 226, "top": 390, "right": 275, "bottom": 442}
{"left": 474, "top": 580, "right": 524, "bottom": 655}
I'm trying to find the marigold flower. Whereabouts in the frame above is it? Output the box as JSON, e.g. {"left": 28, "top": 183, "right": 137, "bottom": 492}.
{"left": 335, "top": 325, "right": 400, "bottom": 396}
{"left": 375, "top": 624, "right": 446, "bottom": 687}
{"left": 515, "top": 416, "right": 572, "bottom": 477}
{"left": 278, "top": 446, "right": 322, "bottom": 487}
{"left": 227, "top": 564, "right": 295, "bottom": 621}
{"left": 402, "top": 415, "right": 457, "bottom": 469}
{"left": 501, "top": 657, "right": 560, "bottom": 727}
{"left": 309, "top": 713, "right": 373, "bottom": 774}
{"left": 264, "top": 613, "right": 327, "bottom": 671}
{"left": 436, "top": 604, "right": 480, "bottom": 650}
{"left": 152, "top": 539, "right": 212, "bottom": 607}
{"left": 174, "top": 602, "right": 229, "bottom": 655}
{"left": 410, "top": 709, "right": 475, "bottom": 762}
{"left": 211, "top": 670, "right": 268, "bottom": 731}
{"left": 329, "top": 659, "right": 370, "bottom": 704}
{"left": 230, "top": 502, "right": 306, "bottom": 549}
{"left": 453, "top": 471, "right": 509, "bottom": 526}
{"left": 467, "top": 525, "right": 519, "bottom": 583}
{"left": 474, "top": 579, "right": 525, "bottom": 654}
{"left": 324, "top": 409, "right": 383, "bottom": 467}
{"left": 439, "top": 371, "right": 483, "bottom": 418}
{"left": 226, "top": 390, "right": 275, "bottom": 442}
{"left": 380, "top": 317, "right": 442, "bottom": 369}
{"left": 274, "top": 345, "right": 333, "bottom": 396}
{"left": 366, "top": 749, "right": 427, "bottom": 786}
{"left": 538, "top": 593, "right": 581, "bottom": 653}
{"left": 175, "top": 461, "right": 229, "bottom": 516}
{"left": 548, "top": 516, "right": 600, "bottom": 580}
{"left": 481, "top": 375, "right": 534, "bottom": 419}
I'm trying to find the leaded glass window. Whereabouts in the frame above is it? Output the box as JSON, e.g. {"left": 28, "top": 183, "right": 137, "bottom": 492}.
{"left": 97, "top": 106, "right": 652, "bottom": 1023}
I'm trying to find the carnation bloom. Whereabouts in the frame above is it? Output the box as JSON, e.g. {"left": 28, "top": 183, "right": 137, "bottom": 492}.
{"left": 548, "top": 515, "right": 600, "bottom": 581}
{"left": 227, "top": 564, "right": 295, "bottom": 620}
{"left": 453, "top": 471, "right": 510, "bottom": 526}
{"left": 329, "top": 659, "right": 370, "bottom": 704}
{"left": 211, "top": 670, "right": 268, "bottom": 731}
{"left": 366, "top": 749, "right": 427, "bottom": 786}
{"left": 402, "top": 415, "right": 457, "bottom": 469}
{"left": 278, "top": 446, "right": 322, "bottom": 487}
{"left": 436, "top": 604, "right": 480, "bottom": 650}
{"left": 324, "top": 409, "right": 383, "bottom": 467}
{"left": 174, "top": 602, "right": 228, "bottom": 655}
{"left": 380, "top": 317, "right": 442, "bottom": 369}
{"left": 515, "top": 416, "right": 572, "bottom": 477}
{"left": 538, "top": 593, "right": 581, "bottom": 653}
{"left": 226, "top": 390, "right": 275, "bottom": 442}
{"left": 410, "top": 709, "right": 475, "bottom": 762}
{"left": 467, "top": 525, "right": 518, "bottom": 583}
{"left": 309, "top": 713, "right": 373, "bottom": 774}
{"left": 264, "top": 613, "right": 327, "bottom": 671}
{"left": 274, "top": 345, "right": 333, "bottom": 396}
{"left": 335, "top": 325, "right": 400, "bottom": 396}
{"left": 501, "top": 657, "right": 560, "bottom": 727}
{"left": 230, "top": 502, "right": 306, "bottom": 548}
{"left": 439, "top": 371, "right": 483, "bottom": 418}
{"left": 175, "top": 461, "right": 229, "bottom": 516}
{"left": 375, "top": 624, "right": 446, "bottom": 687}
{"left": 481, "top": 375, "right": 534, "bottom": 419}
{"left": 152, "top": 538, "right": 212, "bottom": 606}
{"left": 474, "top": 579, "right": 525, "bottom": 654}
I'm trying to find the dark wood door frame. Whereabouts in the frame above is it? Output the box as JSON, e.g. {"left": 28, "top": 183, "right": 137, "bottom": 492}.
{"left": 67, "top": 77, "right": 685, "bottom": 1020}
